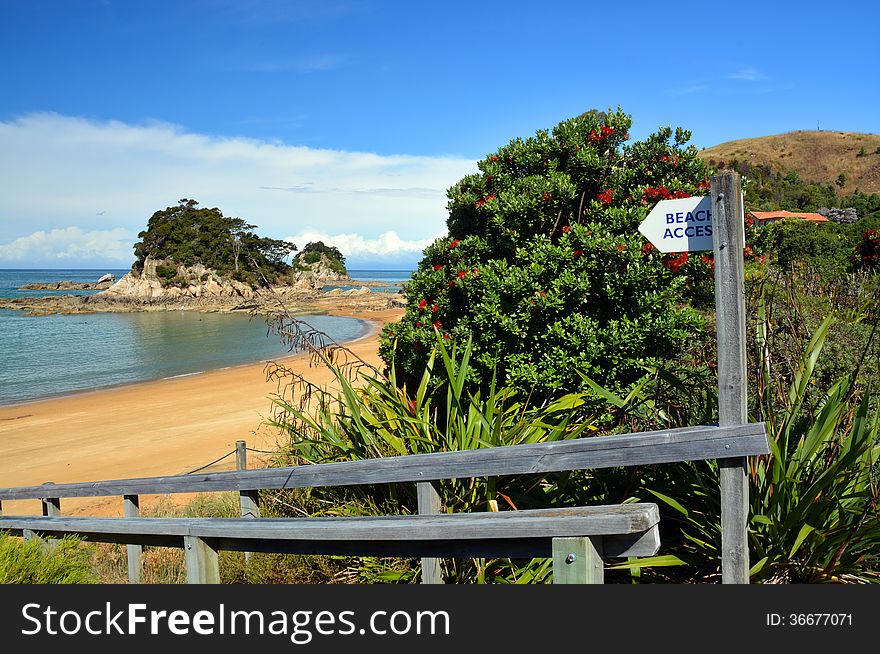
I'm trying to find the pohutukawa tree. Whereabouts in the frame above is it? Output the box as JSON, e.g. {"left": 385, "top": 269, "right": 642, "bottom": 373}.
{"left": 379, "top": 108, "right": 715, "bottom": 400}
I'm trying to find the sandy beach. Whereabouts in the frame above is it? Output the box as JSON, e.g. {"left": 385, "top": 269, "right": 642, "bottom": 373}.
{"left": 0, "top": 303, "right": 403, "bottom": 517}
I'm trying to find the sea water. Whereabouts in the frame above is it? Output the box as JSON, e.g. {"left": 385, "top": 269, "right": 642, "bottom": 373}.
{"left": 0, "top": 269, "right": 410, "bottom": 406}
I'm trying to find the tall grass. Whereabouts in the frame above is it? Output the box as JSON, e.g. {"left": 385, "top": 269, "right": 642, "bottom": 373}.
{"left": 607, "top": 310, "right": 880, "bottom": 582}
{"left": 268, "top": 334, "right": 599, "bottom": 582}
{"left": 87, "top": 492, "right": 345, "bottom": 584}
{"left": 0, "top": 534, "right": 95, "bottom": 584}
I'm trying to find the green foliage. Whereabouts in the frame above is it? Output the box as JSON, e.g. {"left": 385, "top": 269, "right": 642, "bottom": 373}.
{"left": 0, "top": 534, "right": 95, "bottom": 584}
{"left": 295, "top": 241, "right": 347, "bottom": 277}
{"left": 380, "top": 109, "right": 713, "bottom": 402}
{"left": 853, "top": 228, "right": 880, "bottom": 270}
{"left": 155, "top": 264, "right": 178, "bottom": 280}
{"left": 132, "top": 198, "right": 296, "bottom": 285}
{"left": 269, "top": 334, "right": 600, "bottom": 583}
{"left": 300, "top": 241, "right": 346, "bottom": 265}
{"left": 749, "top": 215, "right": 880, "bottom": 281}
{"left": 754, "top": 220, "right": 853, "bottom": 279}
{"left": 627, "top": 314, "right": 880, "bottom": 583}
{"left": 715, "top": 160, "right": 880, "bottom": 215}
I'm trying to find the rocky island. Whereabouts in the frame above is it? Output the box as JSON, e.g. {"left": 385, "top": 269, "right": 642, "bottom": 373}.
{"left": 1, "top": 200, "right": 406, "bottom": 317}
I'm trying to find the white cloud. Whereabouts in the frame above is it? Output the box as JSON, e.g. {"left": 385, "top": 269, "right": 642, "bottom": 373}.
{"left": 0, "top": 113, "right": 476, "bottom": 267}
{"left": 286, "top": 229, "right": 444, "bottom": 266}
{"left": 0, "top": 227, "right": 135, "bottom": 266}
{"left": 728, "top": 67, "right": 767, "bottom": 82}
{"left": 667, "top": 84, "right": 710, "bottom": 97}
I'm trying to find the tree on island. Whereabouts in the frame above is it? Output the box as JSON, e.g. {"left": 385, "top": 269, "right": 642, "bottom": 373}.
{"left": 379, "top": 108, "right": 713, "bottom": 402}
{"left": 132, "top": 199, "right": 296, "bottom": 285}
{"left": 294, "top": 241, "right": 348, "bottom": 277}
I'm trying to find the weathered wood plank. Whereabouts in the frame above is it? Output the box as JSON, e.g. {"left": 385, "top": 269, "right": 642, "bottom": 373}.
{"left": 123, "top": 494, "right": 143, "bottom": 584}
{"left": 0, "top": 504, "right": 657, "bottom": 541}
{"left": 0, "top": 423, "right": 769, "bottom": 500}
{"left": 712, "top": 171, "right": 750, "bottom": 585}
{"left": 552, "top": 536, "right": 604, "bottom": 584}
{"left": 0, "top": 515, "right": 659, "bottom": 560}
{"left": 204, "top": 526, "right": 659, "bottom": 559}
{"left": 41, "top": 493, "right": 61, "bottom": 550}
{"left": 417, "top": 481, "right": 443, "bottom": 584}
{"left": 184, "top": 536, "right": 220, "bottom": 584}
{"left": 236, "top": 440, "right": 259, "bottom": 565}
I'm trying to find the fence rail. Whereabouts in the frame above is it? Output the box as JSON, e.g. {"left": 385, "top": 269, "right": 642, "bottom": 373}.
{"left": 0, "top": 424, "right": 771, "bottom": 584}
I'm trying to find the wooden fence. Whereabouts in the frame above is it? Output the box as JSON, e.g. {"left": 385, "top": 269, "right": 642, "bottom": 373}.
{"left": 0, "top": 423, "right": 770, "bottom": 584}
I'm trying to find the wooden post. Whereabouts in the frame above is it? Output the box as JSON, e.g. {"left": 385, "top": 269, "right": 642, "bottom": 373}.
{"left": 41, "top": 486, "right": 60, "bottom": 550}
{"left": 236, "top": 440, "right": 260, "bottom": 565}
{"left": 123, "top": 495, "right": 143, "bottom": 584}
{"left": 417, "top": 481, "right": 443, "bottom": 584}
{"left": 184, "top": 535, "right": 220, "bottom": 584}
{"left": 552, "top": 536, "right": 604, "bottom": 584}
{"left": 711, "top": 171, "right": 750, "bottom": 584}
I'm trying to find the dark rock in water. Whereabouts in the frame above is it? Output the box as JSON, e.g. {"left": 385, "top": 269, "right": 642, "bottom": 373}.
{"left": 18, "top": 280, "right": 114, "bottom": 291}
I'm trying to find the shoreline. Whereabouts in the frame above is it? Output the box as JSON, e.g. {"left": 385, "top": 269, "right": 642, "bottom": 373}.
{"left": 0, "top": 302, "right": 403, "bottom": 517}
{"left": 0, "top": 311, "right": 376, "bottom": 410}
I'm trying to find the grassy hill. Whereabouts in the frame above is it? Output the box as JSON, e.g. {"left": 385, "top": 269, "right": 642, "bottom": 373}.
{"left": 698, "top": 130, "right": 880, "bottom": 195}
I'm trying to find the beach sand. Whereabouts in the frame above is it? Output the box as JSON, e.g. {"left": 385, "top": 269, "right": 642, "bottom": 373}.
{"left": 0, "top": 304, "right": 403, "bottom": 517}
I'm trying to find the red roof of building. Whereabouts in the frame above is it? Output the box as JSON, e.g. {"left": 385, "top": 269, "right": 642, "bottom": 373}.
{"left": 748, "top": 210, "right": 829, "bottom": 223}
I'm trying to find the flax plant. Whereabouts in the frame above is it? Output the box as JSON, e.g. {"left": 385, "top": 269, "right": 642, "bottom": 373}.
{"left": 267, "top": 333, "right": 599, "bottom": 583}
{"left": 621, "top": 310, "right": 880, "bottom": 582}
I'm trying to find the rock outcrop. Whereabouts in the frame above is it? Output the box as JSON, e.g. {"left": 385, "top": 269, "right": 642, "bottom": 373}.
{"left": 100, "top": 257, "right": 258, "bottom": 301}
{"left": 2, "top": 258, "right": 402, "bottom": 317}
{"left": 19, "top": 280, "right": 113, "bottom": 291}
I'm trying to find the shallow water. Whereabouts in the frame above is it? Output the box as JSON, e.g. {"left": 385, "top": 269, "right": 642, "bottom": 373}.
{"left": 0, "top": 269, "right": 388, "bottom": 406}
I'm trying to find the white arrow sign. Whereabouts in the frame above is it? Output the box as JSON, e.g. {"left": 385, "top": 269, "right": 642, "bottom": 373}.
{"left": 638, "top": 196, "right": 713, "bottom": 253}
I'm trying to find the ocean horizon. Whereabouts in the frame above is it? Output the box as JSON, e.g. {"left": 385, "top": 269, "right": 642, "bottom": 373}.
{"left": 0, "top": 268, "right": 413, "bottom": 406}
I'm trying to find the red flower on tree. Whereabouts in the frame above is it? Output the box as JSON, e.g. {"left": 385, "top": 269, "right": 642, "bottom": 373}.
{"left": 642, "top": 243, "right": 654, "bottom": 255}
{"left": 701, "top": 254, "right": 715, "bottom": 271}
{"left": 449, "top": 239, "right": 460, "bottom": 249}
{"left": 433, "top": 321, "right": 442, "bottom": 329}
{"left": 457, "top": 270, "right": 468, "bottom": 280}
{"left": 663, "top": 252, "right": 689, "bottom": 273}
{"left": 643, "top": 186, "right": 672, "bottom": 201}
{"left": 431, "top": 304, "right": 439, "bottom": 313}
{"left": 597, "top": 189, "right": 614, "bottom": 204}
{"left": 418, "top": 299, "right": 427, "bottom": 311}
{"left": 433, "top": 264, "right": 443, "bottom": 271}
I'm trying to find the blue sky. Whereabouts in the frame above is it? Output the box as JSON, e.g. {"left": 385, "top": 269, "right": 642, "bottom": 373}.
{"left": 1, "top": 0, "right": 878, "bottom": 269}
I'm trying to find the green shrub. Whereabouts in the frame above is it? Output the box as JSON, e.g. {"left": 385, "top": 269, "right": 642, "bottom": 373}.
{"left": 133, "top": 198, "right": 296, "bottom": 284}
{"left": 0, "top": 534, "right": 95, "bottom": 584}
{"left": 607, "top": 311, "right": 880, "bottom": 583}
{"left": 755, "top": 220, "right": 852, "bottom": 279}
{"left": 380, "top": 109, "right": 712, "bottom": 404}
{"left": 269, "top": 334, "right": 600, "bottom": 583}
{"left": 155, "top": 264, "right": 178, "bottom": 280}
